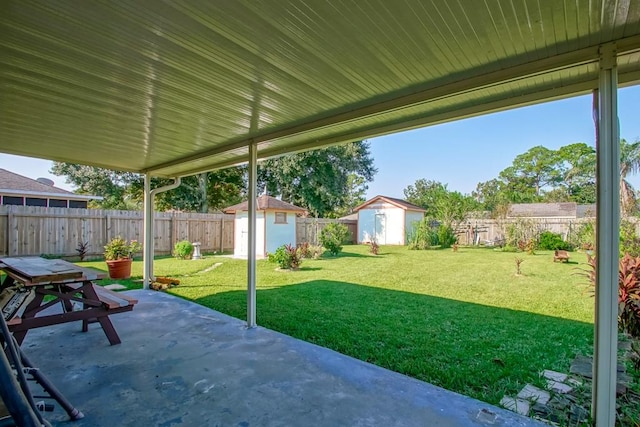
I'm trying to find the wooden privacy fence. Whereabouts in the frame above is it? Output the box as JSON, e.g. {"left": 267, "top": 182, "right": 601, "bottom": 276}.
{"left": 0, "top": 205, "right": 234, "bottom": 257}
{"left": 455, "top": 217, "right": 608, "bottom": 245}
{"left": 296, "top": 218, "right": 357, "bottom": 245}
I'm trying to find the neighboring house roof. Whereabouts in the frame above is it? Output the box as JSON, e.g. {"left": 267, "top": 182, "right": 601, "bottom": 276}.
{"left": 0, "top": 168, "right": 100, "bottom": 200}
{"left": 354, "top": 195, "right": 426, "bottom": 212}
{"left": 576, "top": 204, "right": 596, "bottom": 218}
{"left": 223, "top": 195, "right": 307, "bottom": 214}
{"left": 338, "top": 213, "right": 358, "bottom": 221}
{"left": 507, "top": 202, "right": 577, "bottom": 218}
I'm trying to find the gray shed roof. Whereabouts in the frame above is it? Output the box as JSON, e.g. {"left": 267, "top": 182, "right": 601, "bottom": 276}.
{"left": 223, "top": 195, "right": 306, "bottom": 214}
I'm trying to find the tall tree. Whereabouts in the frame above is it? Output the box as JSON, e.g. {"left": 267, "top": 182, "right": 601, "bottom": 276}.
{"left": 404, "top": 179, "right": 479, "bottom": 229}
{"left": 332, "top": 174, "right": 368, "bottom": 218}
{"left": 556, "top": 143, "right": 596, "bottom": 203}
{"left": 50, "top": 163, "right": 140, "bottom": 209}
{"left": 403, "top": 179, "right": 449, "bottom": 219}
{"left": 258, "top": 141, "right": 376, "bottom": 217}
{"left": 473, "top": 178, "right": 510, "bottom": 215}
{"left": 128, "top": 168, "right": 245, "bottom": 212}
{"left": 498, "top": 145, "right": 562, "bottom": 200}
{"left": 620, "top": 139, "right": 640, "bottom": 215}
{"left": 52, "top": 162, "right": 245, "bottom": 212}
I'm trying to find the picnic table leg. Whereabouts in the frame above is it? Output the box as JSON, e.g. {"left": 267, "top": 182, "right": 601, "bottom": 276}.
{"left": 12, "top": 292, "right": 45, "bottom": 346}
{"left": 80, "top": 282, "right": 122, "bottom": 345}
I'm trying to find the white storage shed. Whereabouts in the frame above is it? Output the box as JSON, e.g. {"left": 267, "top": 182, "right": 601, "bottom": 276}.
{"left": 354, "top": 196, "right": 425, "bottom": 245}
{"left": 224, "top": 195, "right": 307, "bottom": 258}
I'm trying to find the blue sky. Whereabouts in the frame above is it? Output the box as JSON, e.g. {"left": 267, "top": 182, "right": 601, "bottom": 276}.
{"left": 1, "top": 85, "right": 639, "bottom": 198}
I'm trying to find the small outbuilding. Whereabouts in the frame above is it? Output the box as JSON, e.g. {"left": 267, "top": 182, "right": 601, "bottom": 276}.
{"left": 223, "top": 195, "right": 307, "bottom": 258}
{"left": 354, "top": 195, "right": 425, "bottom": 245}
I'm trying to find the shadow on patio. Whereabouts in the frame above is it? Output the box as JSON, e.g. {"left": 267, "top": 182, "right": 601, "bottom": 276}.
{"left": 21, "top": 288, "right": 568, "bottom": 426}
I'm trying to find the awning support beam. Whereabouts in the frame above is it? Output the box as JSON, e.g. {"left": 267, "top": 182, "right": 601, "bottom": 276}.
{"left": 143, "top": 176, "right": 181, "bottom": 289}
{"left": 247, "top": 140, "right": 257, "bottom": 328}
{"left": 593, "top": 43, "right": 619, "bottom": 427}
{"left": 143, "top": 174, "right": 153, "bottom": 289}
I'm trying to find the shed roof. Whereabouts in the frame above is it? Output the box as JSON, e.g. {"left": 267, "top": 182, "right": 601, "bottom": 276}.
{"left": 223, "top": 195, "right": 307, "bottom": 214}
{"left": 354, "top": 196, "right": 426, "bottom": 212}
{"left": 507, "top": 203, "right": 577, "bottom": 218}
{"left": 1, "top": 1, "right": 639, "bottom": 178}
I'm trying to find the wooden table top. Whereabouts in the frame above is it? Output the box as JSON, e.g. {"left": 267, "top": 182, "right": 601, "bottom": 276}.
{"left": 0, "top": 257, "right": 106, "bottom": 285}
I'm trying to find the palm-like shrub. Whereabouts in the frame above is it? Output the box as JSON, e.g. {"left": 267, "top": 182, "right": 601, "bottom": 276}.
{"left": 584, "top": 254, "right": 640, "bottom": 338}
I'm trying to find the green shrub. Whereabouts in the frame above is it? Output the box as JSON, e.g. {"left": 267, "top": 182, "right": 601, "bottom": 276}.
{"left": 268, "top": 244, "right": 303, "bottom": 269}
{"left": 173, "top": 240, "right": 194, "bottom": 259}
{"left": 570, "top": 220, "right": 595, "bottom": 250}
{"left": 538, "top": 231, "right": 572, "bottom": 251}
{"left": 437, "top": 225, "right": 457, "bottom": 248}
{"left": 408, "top": 218, "right": 439, "bottom": 250}
{"left": 319, "top": 223, "right": 349, "bottom": 255}
{"left": 620, "top": 219, "right": 640, "bottom": 257}
{"left": 506, "top": 218, "right": 540, "bottom": 248}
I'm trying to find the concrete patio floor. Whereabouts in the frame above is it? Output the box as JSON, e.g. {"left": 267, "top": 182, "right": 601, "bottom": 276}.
{"left": 22, "top": 290, "right": 546, "bottom": 427}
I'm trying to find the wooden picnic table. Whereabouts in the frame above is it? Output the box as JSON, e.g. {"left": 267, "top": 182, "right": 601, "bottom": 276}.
{"left": 0, "top": 257, "right": 137, "bottom": 346}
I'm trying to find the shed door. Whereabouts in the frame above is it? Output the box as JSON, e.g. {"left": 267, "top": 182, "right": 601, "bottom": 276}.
{"left": 375, "top": 213, "right": 386, "bottom": 245}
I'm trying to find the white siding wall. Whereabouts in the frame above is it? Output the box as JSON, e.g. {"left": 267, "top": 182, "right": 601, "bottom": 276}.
{"left": 358, "top": 205, "right": 404, "bottom": 245}
{"left": 233, "top": 211, "right": 265, "bottom": 258}
{"left": 404, "top": 211, "right": 425, "bottom": 243}
{"left": 265, "top": 211, "right": 296, "bottom": 254}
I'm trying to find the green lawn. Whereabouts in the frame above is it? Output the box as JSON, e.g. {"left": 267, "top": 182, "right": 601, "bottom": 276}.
{"left": 81, "top": 245, "right": 595, "bottom": 405}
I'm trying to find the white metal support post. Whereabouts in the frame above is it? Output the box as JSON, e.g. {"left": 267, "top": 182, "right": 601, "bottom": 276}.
{"left": 143, "top": 173, "right": 153, "bottom": 290}
{"left": 142, "top": 175, "right": 181, "bottom": 290}
{"left": 593, "top": 44, "right": 619, "bottom": 427}
{"left": 247, "top": 141, "right": 258, "bottom": 328}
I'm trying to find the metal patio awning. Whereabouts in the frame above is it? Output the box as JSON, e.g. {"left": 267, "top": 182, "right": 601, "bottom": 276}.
{"left": 1, "top": 2, "right": 639, "bottom": 427}
{"left": 1, "top": 1, "right": 639, "bottom": 178}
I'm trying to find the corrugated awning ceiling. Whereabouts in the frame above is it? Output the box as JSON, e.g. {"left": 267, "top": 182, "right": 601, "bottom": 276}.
{"left": 1, "top": 1, "right": 640, "bottom": 177}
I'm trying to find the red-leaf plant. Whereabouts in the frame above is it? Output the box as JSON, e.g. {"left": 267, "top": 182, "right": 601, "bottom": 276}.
{"left": 583, "top": 254, "right": 640, "bottom": 338}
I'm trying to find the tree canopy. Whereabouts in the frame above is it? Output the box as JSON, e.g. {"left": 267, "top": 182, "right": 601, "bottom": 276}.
{"left": 404, "top": 179, "right": 479, "bottom": 229}
{"left": 258, "top": 141, "right": 376, "bottom": 217}
{"left": 51, "top": 141, "right": 376, "bottom": 216}
{"left": 473, "top": 139, "right": 640, "bottom": 215}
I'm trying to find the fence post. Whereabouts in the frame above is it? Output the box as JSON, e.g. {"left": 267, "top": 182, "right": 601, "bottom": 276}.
{"left": 7, "top": 205, "right": 15, "bottom": 256}
{"left": 105, "top": 213, "right": 111, "bottom": 243}
{"left": 169, "top": 213, "right": 174, "bottom": 251}
{"left": 220, "top": 216, "right": 224, "bottom": 253}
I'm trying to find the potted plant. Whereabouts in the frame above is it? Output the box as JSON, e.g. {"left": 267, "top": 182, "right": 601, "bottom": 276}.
{"left": 104, "top": 236, "right": 142, "bottom": 279}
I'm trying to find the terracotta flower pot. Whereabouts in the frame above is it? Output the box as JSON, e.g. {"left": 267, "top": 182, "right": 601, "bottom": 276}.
{"left": 106, "top": 258, "right": 133, "bottom": 279}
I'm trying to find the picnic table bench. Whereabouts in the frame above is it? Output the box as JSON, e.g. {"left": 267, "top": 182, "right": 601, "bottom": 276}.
{"left": 0, "top": 257, "right": 137, "bottom": 346}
